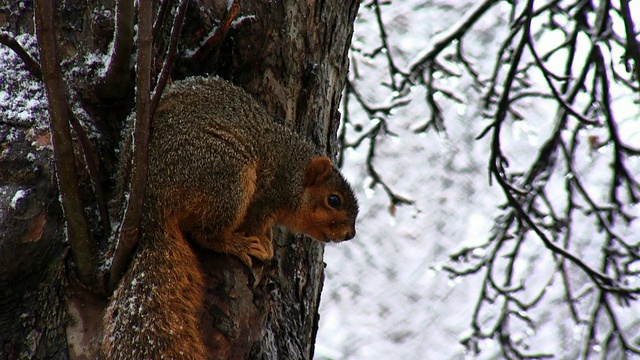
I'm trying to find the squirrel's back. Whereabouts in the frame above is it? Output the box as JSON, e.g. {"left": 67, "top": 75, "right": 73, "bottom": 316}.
{"left": 153, "top": 76, "right": 311, "bottom": 162}
{"left": 147, "top": 77, "right": 325, "bottom": 218}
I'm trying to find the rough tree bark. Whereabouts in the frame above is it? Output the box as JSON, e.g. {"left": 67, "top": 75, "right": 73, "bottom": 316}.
{"left": 0, "top": 1, "right": 359, "bottom": 358}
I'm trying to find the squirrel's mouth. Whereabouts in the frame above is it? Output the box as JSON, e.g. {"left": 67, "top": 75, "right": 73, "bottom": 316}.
{"left": 317, "top": 229, "right": 354, "bottom": 243}
{"left": 319, "top": 233, "right": 336, "bottom": 243}
{"left": 321, "top": 234, "right": 347, "bottom": 243}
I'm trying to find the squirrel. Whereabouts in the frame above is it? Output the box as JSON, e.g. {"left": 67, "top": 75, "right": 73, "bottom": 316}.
{"left": 102, "top": 76, "right": 359, "bottom": 359}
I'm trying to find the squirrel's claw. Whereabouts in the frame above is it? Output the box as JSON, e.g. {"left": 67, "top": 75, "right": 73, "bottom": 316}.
{"left": 229, "top": 234, "right": 273, "bottom": 267}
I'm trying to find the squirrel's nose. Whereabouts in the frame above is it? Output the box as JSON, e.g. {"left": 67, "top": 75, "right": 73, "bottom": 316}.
{"left": 344, "top": 228, "right": 356, "bottom": 241}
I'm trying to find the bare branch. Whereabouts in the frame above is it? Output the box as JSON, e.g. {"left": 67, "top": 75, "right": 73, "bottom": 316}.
{"left": 339, "top": 80, "right": 412, "bottom": 207}
{"left": 526, "top": 35, "right": 599, "bottom": 126}
{"left": 68, "top": 112, "right": 111, "bottom": 234}
{"left": 364, "top": 122, "right": 414, "bottom": 208}
{"left": 408, "top": 0, "right": 498, "bottom": 79}
{"left": 152, "top": 0, "right": 174, "bottom": 47}
{"left": 109, "top": 0, "right": 154, "bottom": 291}
{"left": 0, "top": 32, "right": 42, "bottom": 79}
{"left": 619, "top": 0, "right": 640, "bottom": 83}
{"left": 98, "top": 0, "right": 135, "bottom": 99}
{"left": 414, "top": 64, "right": 445, "bottom": 132}
{"left": 150, "top": 0, "right": 189, "bottom": 115}
{"left": 488, "top": 0, "right": 531, "bottom": 184}
{"left": 187, "top": 0, "right": 240, "bottom": 63}
{"left": 370, "top": 0, "right": 406, "bottom": 90}
{"left": 34, "top": 0, "right": 97, "bottom": 286}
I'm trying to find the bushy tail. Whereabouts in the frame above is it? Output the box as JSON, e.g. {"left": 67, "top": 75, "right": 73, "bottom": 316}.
{"left": 103, "top": 213, "right": 206, "bottom": 359}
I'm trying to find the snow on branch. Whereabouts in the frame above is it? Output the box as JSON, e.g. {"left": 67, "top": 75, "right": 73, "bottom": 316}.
{"left": 0, "top": 32, "right": 42, "bottom": 80}
{"left": 407, "top": 0, "right": 497, "bottom": 79}
{"left": 185, "top": 0, "right": 240, "bottom": 63}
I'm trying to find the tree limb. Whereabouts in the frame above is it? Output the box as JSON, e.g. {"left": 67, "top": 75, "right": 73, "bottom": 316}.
{"left": 0, "top": 32, "right": 42, "bottom": 79}
{"left": 68, "top": 112, "right": 111, "bottom": 235}
{"left": 152, "top": 0, "right": 174, "bottom": 48}
{"left": 34, "top": 0, "right": 98, "bottom": 286}
{"left": 98, "top": 0, "right": 135, "bottom": 99}
{"left": 150, "top": 0, "right": 189, "bottom": 114}
{"left": 109, "top": 0, "right": 154, "bottom": 291}
{"left": 186, "top": 0, "right": 240, "bottom": 63}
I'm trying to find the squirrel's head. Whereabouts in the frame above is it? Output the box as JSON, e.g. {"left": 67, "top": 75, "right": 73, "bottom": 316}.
{"left": 280, "top": 156, "right": 358, "bottom": 242}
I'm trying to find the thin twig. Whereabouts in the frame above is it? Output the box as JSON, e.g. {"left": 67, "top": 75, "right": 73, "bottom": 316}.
{"left": 370, "top": 0, "right": 406, "bottom": 90}
{"left": 187, "top": 0, "right": 240, "bottom": 63}
{"left": 619, "top": 0, "right": 640, "bottom": 83}
{"left": 152, "top": 0, "right": 174, "bottom": 48}
{"left": 68, "top": 112, "right": 110, "bottom": 234}
{"left": 150, "top": 0, "right": 189, "bottom": 115}
{"left": 408, "top": 0, "right": 498, "bottom": 79}
{"left": 364, "top": 122, "right": 413, "bottom": 207}
{"left": 526, "top": 34, "right": 599, "bottom": 126}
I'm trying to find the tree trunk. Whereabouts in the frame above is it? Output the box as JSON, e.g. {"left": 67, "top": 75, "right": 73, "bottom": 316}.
{"left": 0, "top": 1, "right": 359, "bottom": 358}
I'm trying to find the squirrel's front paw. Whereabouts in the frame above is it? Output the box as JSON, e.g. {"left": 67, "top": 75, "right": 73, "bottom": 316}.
{"left": 230, "top": 234, "right": 273, "bottom": 267}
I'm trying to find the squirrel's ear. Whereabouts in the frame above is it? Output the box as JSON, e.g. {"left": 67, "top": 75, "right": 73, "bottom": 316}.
{"left": 304, "top": 156, "right": 333, "bottom": 186}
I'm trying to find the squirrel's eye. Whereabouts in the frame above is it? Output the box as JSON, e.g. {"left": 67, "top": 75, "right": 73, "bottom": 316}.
{"left": 328, "top": 194, "right": 341, "bottom": 209}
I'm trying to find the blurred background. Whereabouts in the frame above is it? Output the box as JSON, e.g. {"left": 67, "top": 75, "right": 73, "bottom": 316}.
{"left": 315, "top": 1, "right": 640, "bottom": 359}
